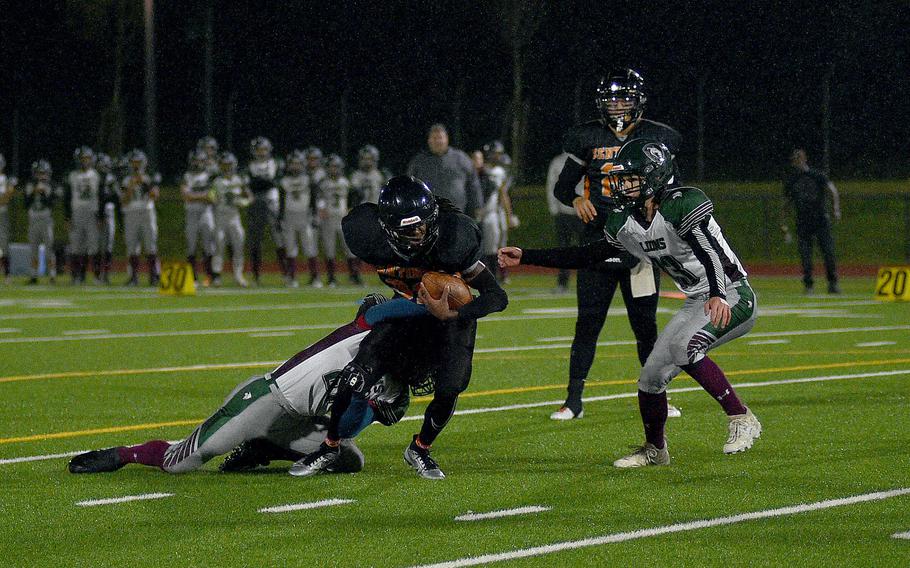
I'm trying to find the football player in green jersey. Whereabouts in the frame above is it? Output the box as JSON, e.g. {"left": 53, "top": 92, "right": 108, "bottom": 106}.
{"left": 500, "top": 139, "right": 761, "bottom": 468}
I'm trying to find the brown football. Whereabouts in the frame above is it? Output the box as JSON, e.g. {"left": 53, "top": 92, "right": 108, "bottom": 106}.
{"left": 421, "top": 271, "right": 474, "bottom": 309}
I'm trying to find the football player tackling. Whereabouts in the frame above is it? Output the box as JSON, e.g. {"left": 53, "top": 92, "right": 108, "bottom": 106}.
{"left": 500, "top": 139, "right": 761, "bottom": 467}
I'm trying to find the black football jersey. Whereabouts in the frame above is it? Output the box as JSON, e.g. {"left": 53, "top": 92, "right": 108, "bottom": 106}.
{"left": 563, "top": 118, "right": 682, "bottom": 211}
{"left": 342, "top": 203, "right": 482, "bottom": 297}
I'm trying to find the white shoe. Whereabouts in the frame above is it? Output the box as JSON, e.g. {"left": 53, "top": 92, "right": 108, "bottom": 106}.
{"left": 550, "top": 406, "right": 583, "bottom": 421}
{"left": 613, "top": 442, "right": 670, "bottom": 468}
{"left": 286, "top": 278, "right": 299, "bottom": 288}
{"left": 235, "top": 274, "right": 248, "bottom": 288}
{"left": 723, "top": 408, "right": 762, "bottom": 454}
{"left": 667, "top": 403, "right": 682, "bottom": 418}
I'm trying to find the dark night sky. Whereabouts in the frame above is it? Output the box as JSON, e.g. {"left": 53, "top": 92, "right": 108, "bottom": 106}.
{"left": 0, "top": 1, "right": 907, "bottom": 182}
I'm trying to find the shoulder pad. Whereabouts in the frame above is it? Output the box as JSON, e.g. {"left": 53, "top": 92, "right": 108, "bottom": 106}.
{"left": 435, "top": 212, "right": 482, "bottom": 271}
{"left": 660, "top": 187, "right": 713, "bottom": 234}
{"left": 603, "top": 209, "right": 630, "bottom": 241}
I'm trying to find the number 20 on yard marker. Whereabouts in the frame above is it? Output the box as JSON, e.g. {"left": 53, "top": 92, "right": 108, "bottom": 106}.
{"left": 874, "top": 266, "right": 910, "bottom": 301}
{"left": 158, "top": 262, "right": 196, "bottom": 296}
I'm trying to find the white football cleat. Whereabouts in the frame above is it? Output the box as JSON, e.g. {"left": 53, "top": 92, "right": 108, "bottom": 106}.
{"left": 550, "top": 406, "right": 584, "bottom": 421}
{"left": 667, "top": 403, "right": 682, "bottom": 418}
{"left": 723, "top": 408, "right": 762, "bottom": 454}
{"left": 613, "top": 442, "right": 670, "bottom": 468}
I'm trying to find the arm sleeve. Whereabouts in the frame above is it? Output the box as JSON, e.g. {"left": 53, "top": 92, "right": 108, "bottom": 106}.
{"left": 683, "top": 219, "right": 726, "bottom": 299}
{"left": 553, "top": 157, "right": 586, "bottom": 207}
{"left": 457, "top": 262, "right": 508, "bottom": 321}
{"left": 364, "top": 297, "right": 428, "bottom": 326}
{"left": 520, "top": 239, "right": 623, "bottom": 270}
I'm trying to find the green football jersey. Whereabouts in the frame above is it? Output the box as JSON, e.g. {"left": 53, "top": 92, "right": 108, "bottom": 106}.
{"left": 604, "top": 187, "right": 747, "bottom": 298}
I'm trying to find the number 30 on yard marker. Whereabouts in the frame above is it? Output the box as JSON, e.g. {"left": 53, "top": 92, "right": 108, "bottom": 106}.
{"left": 158, "top": 262, "right": 196, "bottom": 296}
{"left": 874, "top": 266, "right": 910, "bottom": 301}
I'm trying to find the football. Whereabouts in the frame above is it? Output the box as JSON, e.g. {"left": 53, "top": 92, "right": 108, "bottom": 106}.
{"left": 421, "top": 271, "right": 474, "bottom": 309}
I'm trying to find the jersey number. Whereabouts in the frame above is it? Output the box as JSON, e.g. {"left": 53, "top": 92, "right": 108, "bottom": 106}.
{"left": 656, "top": 255, "right": 699, "bottom": 288}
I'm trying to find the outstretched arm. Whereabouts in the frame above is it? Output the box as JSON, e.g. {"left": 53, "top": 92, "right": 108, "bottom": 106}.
{"left": 498, "top": 239, "right": 622, "bottom": 270}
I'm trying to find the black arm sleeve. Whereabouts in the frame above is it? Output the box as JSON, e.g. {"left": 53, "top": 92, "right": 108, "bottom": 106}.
{"left": 457, "top": 264, "right": 508, "bottom": 321}
{"left": 521, "top": 239, "right": 622, "bottom": 270}
{"left": 553, "top": 158, "right": 586, "bottom": 207}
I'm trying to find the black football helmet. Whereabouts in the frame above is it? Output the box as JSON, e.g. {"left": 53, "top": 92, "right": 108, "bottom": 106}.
{"left": 377, "top": 176, "right": 440, "bottom": 260}
{"left": 596, "top": 69, "right": 647, "bottom": 135}
{"left": 604, "top": 139, "right": 673, "bottom": 209}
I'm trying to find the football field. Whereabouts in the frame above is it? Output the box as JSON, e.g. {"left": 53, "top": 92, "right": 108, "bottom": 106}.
{"left": 1, "top": 274, "right": 909, "bottom": 567}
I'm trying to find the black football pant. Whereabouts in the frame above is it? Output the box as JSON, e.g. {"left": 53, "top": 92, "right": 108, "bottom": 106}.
{"left": 327, "top": 315, "right": 476, "bottom": 447}
{"left": 796, "top": 218, "right": 838, "bottom": 289}
{"left": 566, "top": 265, "right": 659, "bottom": 412}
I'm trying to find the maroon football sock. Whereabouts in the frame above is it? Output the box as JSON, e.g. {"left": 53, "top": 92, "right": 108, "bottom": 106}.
{"left": 326, "top": 259, "right": 336, "bottom": 280}
{"left": 638, "top": 390, "right": 668, "bottom": 449}
{"left": 308, "top": 257, "right": 319, "bottom": 278}
{"left": 681, "top": 356, "right": 747, "bottom": 416}
{"left": 187, "top": 254, "right": 197, "bottom": 281}
{"left": 203, "top": 254, "right": 213, "bottom": 278}
{"left": 117, "top": 440, "right": 170, "bottom": 468}
{"left": 287, "top": 257, "right": 297, "bottom": 279}
{"left": 276, "top": 247, "right": 287, "bottom": 276}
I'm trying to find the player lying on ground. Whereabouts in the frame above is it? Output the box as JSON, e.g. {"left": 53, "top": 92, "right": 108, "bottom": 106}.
{"left": 499, "top": 139, "right": 761, "bottom": 468}
{"left": 68, "top": 294, "right": 436, "bottom": 475}
{"left": 291, "top": 176, "right": 509, "bottom": 480}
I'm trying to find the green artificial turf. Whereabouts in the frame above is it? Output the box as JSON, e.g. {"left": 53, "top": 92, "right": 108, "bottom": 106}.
{"left": 1, "top": 274, "right": 909, "bottom": 567}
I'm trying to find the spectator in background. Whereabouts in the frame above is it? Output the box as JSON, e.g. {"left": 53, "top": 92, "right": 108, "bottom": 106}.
{"left": 782, "top": 148, "right": 841, "bottom": 294}
{"left": 546, "top": 152, "right": 585, "bottom": 294}
{"left": 406, "top": 124, "right": 481, "bottom": 217}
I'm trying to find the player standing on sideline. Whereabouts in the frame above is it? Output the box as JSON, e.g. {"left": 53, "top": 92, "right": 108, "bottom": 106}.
{"left": 67, "top": 295, "right": 427, "bottom": 475}
{"left": 245, "top": 137, "right": 286, "bottom": 285}
{"left": 119, "top": 149, "right": 161, "bottom": 286}
{"left": 292, "top": 176, "right": 508, "bottom": 480}
{"left": 92, "top": 153, "right": 118, "bottom": 284}
{"left": 209, "top": 152, "right": 250, "bottom": 287}
{"left": 546, "top": 152, "right": 585, "bottom": 293}
{"left": 279, "top": 150, "right": 320, "bottom": 288}
{"left": 304, "top": 146, "right": 326, "bottom": 186}
{"left": 197, "top": 136, "right": 220, "bottom": 176}
{"left": 64, "top": 147, "right": 103, "bottom": 284}
{"left": 781, "top": 148, "right": 842, "bottom": 294}
{"left": 25, "top": 160, "right": 57, "bottom": 285}
{"left": 349, "top": 144, "right": 386, "bottom": 206}
{"left": 317, "top": 154, "right": 361, "bottom": 286}
{"left": 501, "top": 140, "right": 762, "bottom": 467}
{"left": 549, "top": 68, "right": 682, "bottom": 421}
{"left": 181, "top": 149, "right": 216, "bottom": 285}
{"left": 0, "top": 154, "right": 16, "bottom": 283}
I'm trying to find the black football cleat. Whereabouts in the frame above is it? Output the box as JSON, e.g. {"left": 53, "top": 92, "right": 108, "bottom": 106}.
{"left": 219, "top": 440, "right": 304, "bottom": 472}
{"left": 68, "top": 448, "right": 125, "bottom": 474}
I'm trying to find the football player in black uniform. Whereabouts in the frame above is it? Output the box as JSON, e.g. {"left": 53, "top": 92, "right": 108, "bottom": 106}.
{"left": 291, "top": 175, "right": 509, "bottom": 479}
{"left": 550, "top": 68, "right": 682, "bottom": 420}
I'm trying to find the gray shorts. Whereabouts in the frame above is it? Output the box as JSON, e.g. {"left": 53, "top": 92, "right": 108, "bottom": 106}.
{"left": 639, "top": 279, "right": 757, "bottom": 394}
{"left": 123, "top": 208, "right": 158, "bottom": 255}
{"left": 69, "top": 208, "right": 99, "bottom": 255}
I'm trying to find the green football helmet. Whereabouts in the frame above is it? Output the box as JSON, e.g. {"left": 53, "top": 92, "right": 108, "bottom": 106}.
{"left": 605, "top": 139, "right": 673, "bottom": 209}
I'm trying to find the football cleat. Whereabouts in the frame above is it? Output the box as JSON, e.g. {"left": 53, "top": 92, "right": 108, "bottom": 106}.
{"left": 613, "top": 442, "right": 670, "bottom": 468}
{"left": 219, "top": 440, "right": 304, "bottom": 473}
{"left": 403, "top": 436, "right": 445, "bottom": 480}
{"left": 723, "top": 408, "right": 762, "bottom": 454}
{"left": 288, "top": 441, "right": 340, "bottom": 477}
{"left": 667, "top": 403, "right": 682, "bottom": 418}
{"left": 68, "top": 447, "right": 125, "bottom": 474}
{"left": 550, "top": 406, "right": 584, "bottom": 421}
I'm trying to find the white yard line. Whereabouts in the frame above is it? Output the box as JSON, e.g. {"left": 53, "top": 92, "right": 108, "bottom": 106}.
{"left": 412, "top": 488, "right": 910, "bottom": 568}
{"left": 3, "top": 368, "right": 909, "bottom": 466}
{"left": 76, "top": 493, "right": 173, "bottom": 507}
{"left": 535, "top": 336, "right": 575, "bottom": 342}
{"left": 258, "top": 498, "right": 355, "bottom": 513}
{"left": 62, "top": 329, "right": 109, "bottom": 336}
{"left": 747, "top": 339, "right": 790, "bottom": 345}
{"left": 248, "top": 332, "right": 296, "bottom": 338}
{"left": 855, "top": 341, "right": 897, "bottom": 347}
{"left": 455, "top": 506, "right": 551, "bottom": 522}
{"left": 892, "top": 530, "right": 910, "bottom": 540}
{"left": 0, "top": 328, "right": 20, "bottom": 334}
